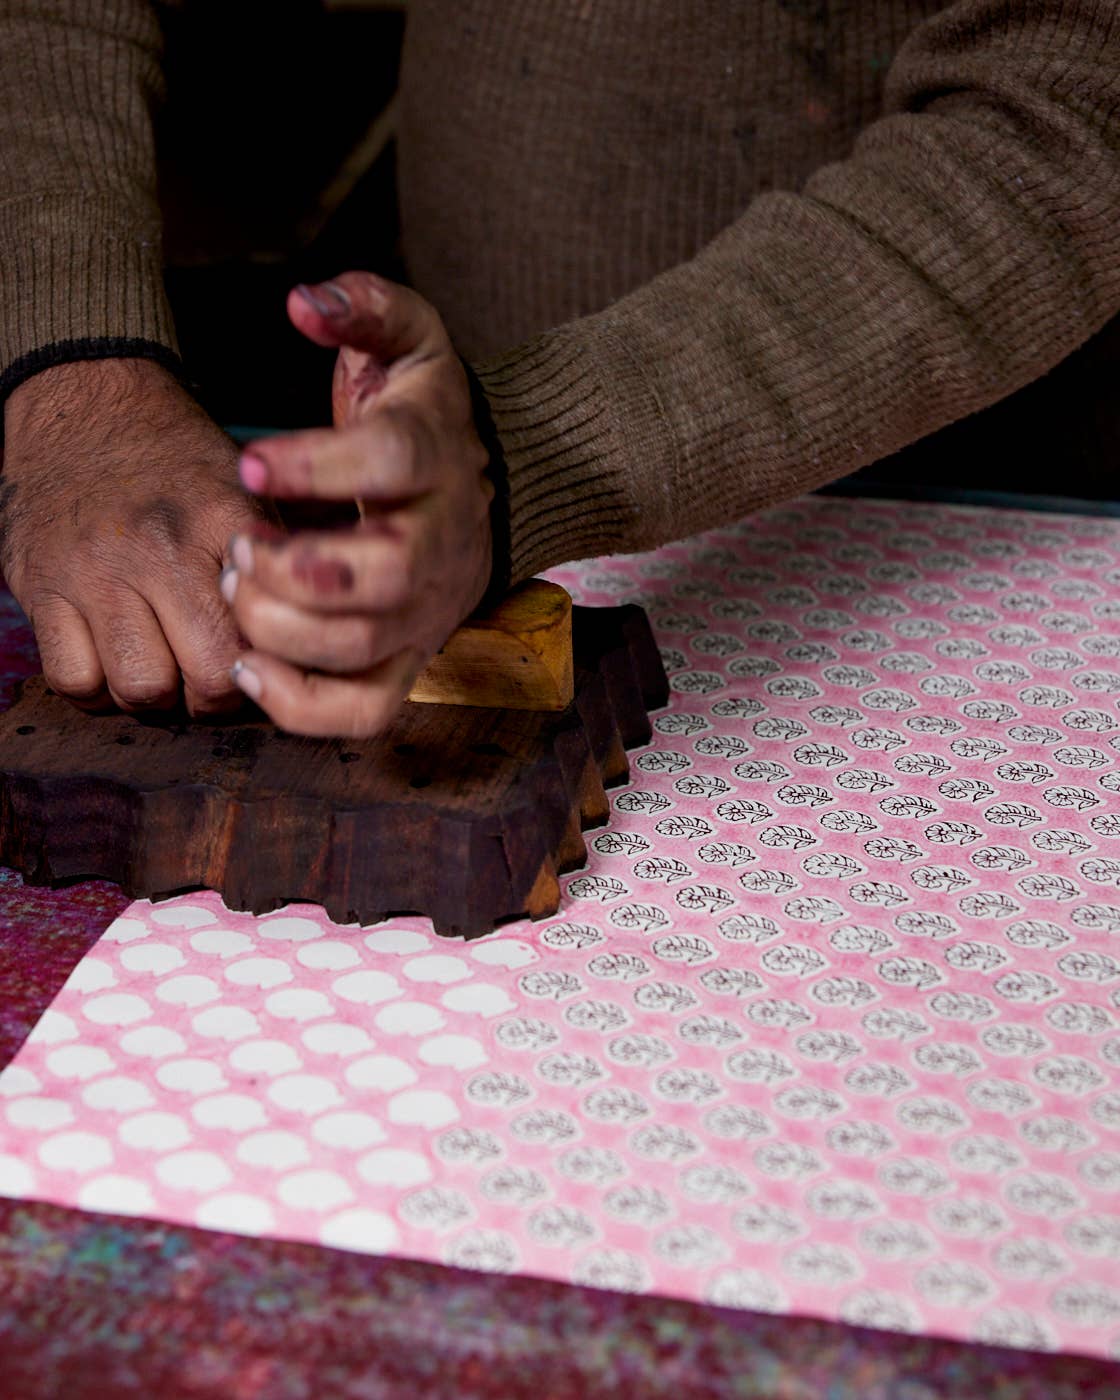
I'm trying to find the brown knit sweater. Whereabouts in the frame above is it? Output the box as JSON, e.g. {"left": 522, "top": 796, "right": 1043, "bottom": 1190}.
{"left": 2, "top": 2, "right": 1119, "bottom": 585}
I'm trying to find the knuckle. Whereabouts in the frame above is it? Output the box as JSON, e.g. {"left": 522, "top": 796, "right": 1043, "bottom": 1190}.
{"left": 104, "top": 626, "right": 158, "bottom": 674}
{"left": 43, "top": 662, "right": 104, "bottom": 702}
{"left": 102, "top": 631, "right": 178, "bottom": 708}
{"left": 113, "top": 676, "right": 177, "bottom": 708}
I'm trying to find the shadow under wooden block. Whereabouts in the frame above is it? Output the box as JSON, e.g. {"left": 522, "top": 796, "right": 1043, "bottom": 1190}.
{"left": 0, "top": 606, "right": 667, "bottom": 940}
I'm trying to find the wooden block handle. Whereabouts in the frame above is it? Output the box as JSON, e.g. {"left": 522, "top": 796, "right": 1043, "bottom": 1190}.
{"left": 407, "top": 579, "right": 575, "bottom": 712}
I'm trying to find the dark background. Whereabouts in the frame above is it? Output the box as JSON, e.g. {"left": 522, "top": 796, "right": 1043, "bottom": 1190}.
{"left": 159, "top": 0, "right": 406, "bottom": 431}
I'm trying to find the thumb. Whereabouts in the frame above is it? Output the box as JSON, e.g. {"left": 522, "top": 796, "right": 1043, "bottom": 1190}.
{"left": 287, "top": 273, "right": 446, "bottom": 363}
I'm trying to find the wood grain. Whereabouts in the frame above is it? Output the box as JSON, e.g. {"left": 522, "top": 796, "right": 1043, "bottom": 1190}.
{"left": 408, "top": 579, "right": 574, "bottom": 711}
{"left": 0, "top": 605, "right": 666, "bottom": 939}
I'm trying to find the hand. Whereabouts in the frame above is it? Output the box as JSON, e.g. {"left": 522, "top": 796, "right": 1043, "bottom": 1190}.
{"left": 1, "top": 358, "right": 266, "bottom": 715}
{"left": 222, "top": 272, "right": 493, "bottom": 737}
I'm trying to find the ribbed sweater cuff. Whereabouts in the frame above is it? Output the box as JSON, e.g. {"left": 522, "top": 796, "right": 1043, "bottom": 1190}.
{"left": 472, "top": 328, "right": 671, "bottom": 582}
{"left": 0, "top": 194, "right": 179, "bottom": 402}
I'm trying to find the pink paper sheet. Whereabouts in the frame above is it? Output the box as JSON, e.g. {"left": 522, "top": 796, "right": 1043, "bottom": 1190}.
{"left": 2, "top": 498, "right": 1119, "bottom": 1358}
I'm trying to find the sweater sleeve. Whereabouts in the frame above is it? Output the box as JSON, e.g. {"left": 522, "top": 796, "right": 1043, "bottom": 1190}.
{"left": 473, "top": 0, "right": 1120, "bottom": 583}
{"left": 0, "top": 0, "right": 181, "bottom": 404}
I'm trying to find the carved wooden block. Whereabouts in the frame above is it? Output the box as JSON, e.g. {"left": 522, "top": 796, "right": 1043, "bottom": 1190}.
{"left": 408, "top": 579, "right": 574, "bottom": 712}
{"left": 0, "top": 606, "right": 667, "bottom": 939}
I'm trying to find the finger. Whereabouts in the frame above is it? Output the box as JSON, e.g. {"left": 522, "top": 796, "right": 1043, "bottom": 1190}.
{"left": 88, "top": 595, "right": 180, "bottom": 713}
{"left": 230, "top": 647, "right": 424, "bottom": 739}
{"left": 222, "top": 568, "right": 406, "bottom": 674}
{"left": 160, "top": 489, "right": 276, "bottom": 716}
{"left": 227, "top": 514, "right": 429, "bottom": 617}
{"left": 32, "top": 597, "right": 111, "bottom": 710}
{"left": 286, "top": 273, "right": 447, "bottom": 363}
{"left": 154, "top": 565, "right": 246, "bottom": 717}
{"left": 239, "top": 408, "right": 436, "bottom": 503}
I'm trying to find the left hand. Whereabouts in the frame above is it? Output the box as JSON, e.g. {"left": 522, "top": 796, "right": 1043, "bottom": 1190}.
{"left": 221, "top": 273, "right": 494, "bottom": 737}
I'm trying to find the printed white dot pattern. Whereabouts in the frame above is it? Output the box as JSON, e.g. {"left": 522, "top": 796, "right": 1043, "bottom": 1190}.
{"left": 1, "top": 499, "right": 1119, "bottom": 1358}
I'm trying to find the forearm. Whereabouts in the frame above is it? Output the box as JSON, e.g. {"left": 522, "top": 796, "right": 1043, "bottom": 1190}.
{"left": 0, "top": 0, "right": 182, "bottom": 404}
{"left": 476, "top": 0, "right": 1120, "bottom": 579}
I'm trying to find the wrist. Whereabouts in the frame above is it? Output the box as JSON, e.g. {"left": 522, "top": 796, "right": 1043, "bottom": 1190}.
{"left": 2, "top": 358, "right": 223, "bottom": 477}
{"left": 3, "top": 346, "right": 188, "bottom": 441}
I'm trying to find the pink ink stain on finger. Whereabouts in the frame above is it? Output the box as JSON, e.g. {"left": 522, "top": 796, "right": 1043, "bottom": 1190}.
{"left": 335, "top": 360, "right": 389, "bottom": 424}
{"left": 239, "top": 454, "right": 270, "bottom": 494}
{"left": 291, "top": 548, "right": 355, "bottom": 595}
{"left": 353, "top": 362, "right": 388, "bottom": 400}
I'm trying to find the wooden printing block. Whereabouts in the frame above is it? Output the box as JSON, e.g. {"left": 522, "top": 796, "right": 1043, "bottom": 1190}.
{"left": 0, "top": 592, "right": 667, "bottom": 939}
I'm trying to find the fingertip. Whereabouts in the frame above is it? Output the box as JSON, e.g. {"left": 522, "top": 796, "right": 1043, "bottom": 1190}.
{"left": 219, "top": 565, "right": 239, "bottom": 606}
{"left": 230, "top": 657, "right": 263, "bottom": 703}
{"left": 287, "top": 283, "right": 353, "bottom": 349}
{"left": 229, "top": 535, "right": 254, "bottom": 576}
{"left": 239, "top": 453, "right": 269, "bottom": 495}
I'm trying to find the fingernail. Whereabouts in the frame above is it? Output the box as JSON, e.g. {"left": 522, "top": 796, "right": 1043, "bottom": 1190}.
{"left": 231, "top": 659, "right": 262, "bottom": 702}
{"left": 239, "top": 453, "right": 270, "bottom": 494}
{"left": 296, "top": 282, "right": 350, "bottom": 318}
{"left": 219, "top": 565, "right": 238, "bottom": 605}
{"left": 231, "top": 535, "right": 254, "bottom": 576}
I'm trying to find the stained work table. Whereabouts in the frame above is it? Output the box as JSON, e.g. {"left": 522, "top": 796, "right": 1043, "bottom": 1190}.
{"left": 2, "top": 498, "right": 1120, "bottom": 1399}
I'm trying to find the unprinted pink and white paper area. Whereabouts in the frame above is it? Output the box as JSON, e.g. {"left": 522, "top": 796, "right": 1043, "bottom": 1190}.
{"left": 2, "top": 498, "right": 1120, "bottom": 1359}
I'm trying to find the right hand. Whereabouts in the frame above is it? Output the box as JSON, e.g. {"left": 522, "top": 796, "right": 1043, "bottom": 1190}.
{"left": 1, "top": 357, "right": 268, "bottom": 716}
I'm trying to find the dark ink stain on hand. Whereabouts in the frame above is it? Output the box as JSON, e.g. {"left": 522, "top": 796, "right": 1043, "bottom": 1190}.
{"left": 131, "top": 496, "right": 187, "bottom": 550}
{"left": 291, "top": 548, "right": 355, "bottom": 595}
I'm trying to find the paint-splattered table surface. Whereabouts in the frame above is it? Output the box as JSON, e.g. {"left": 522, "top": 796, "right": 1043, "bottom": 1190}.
{"left": 2, "top": 503, "right": 1120, "bottom": 1400}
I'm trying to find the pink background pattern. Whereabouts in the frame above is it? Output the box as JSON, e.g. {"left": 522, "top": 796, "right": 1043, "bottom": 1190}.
{"left": 2, "top": 497, "right": 1119, "bottom": 1359}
